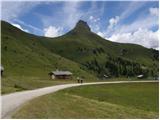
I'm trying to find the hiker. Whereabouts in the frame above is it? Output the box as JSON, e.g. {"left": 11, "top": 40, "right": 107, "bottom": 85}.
{"left": 77, "top": 77, "right": 80, "bottom": 83}
{"left": 1, "top": 65, "right": 4, "bottom": 77}
{"left": 80, "top": 76, "right": 85, "bottom": 84}
{"left": 80, "top": 78, "right": 83, "bottom": 84}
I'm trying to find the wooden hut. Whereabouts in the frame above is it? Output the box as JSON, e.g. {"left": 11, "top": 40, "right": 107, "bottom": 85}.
{"left": 49, "top": 70, "right": 72, "bottom": 79}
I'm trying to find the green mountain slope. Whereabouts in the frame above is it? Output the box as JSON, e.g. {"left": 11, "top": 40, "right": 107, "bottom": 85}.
{"left": 1, "top": 21, "right": 97, "bottom": 94}
{"left": 2, "top": 21, "right": 96, "bottom": 78}
{"left": 1, "top": 20, "right": 158, "bottom": 90}
{"left": 39, "top": 20, "right": 159, "bottom": 78}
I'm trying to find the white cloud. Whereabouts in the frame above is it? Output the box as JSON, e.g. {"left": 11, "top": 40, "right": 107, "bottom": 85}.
{"left": 149, "top": 7, "right": 159, "bottom": 16}
{"left": 103, "top": 5, "right": 159, "bottom": 50}
{"left": 14, "top": 19, "right": 42, "bottom": 33}
{"left": 62, "top": 2, "right": 83, "bottom": 28}
{"left": 39, "top": 1, "right": 83, "bottom": 30}
{"left": 1, "top": 2, "right": 43, "bottom": 35}
{"left": 44, "top": 26, "right": 62, "bottom": 37}
{"left": 97, "top": 31, "right": 105, "bottom": 38}
{"left": 105, "top": 2, "right": 158, "bottom": 34}
{"left": 89, "top": 16, "right": 94, "bottom": 20}
{"left": 107, "top": 28, "right": 159, "bottom": 49}
{"left": 1, "top": 2, "right": 40, "bottom": 21}
{"left": 88, "top": 1, "right": 105, "bottom": 17}
{"left": 120, "top": 2, "right": 146, "bottom": 20}
{"left": 114, "top": 16, "right": 158, "bottom": 34}
{"left": 89, "top": 15, "right": 100, "bottom": 22}
{"left": 106, "top": 6, "right": 159, "bottom": 36}
{"left": 108, "top": 16, "right": 120, "bottom": 29}
{"left": 11, "top": 23, "right": 29, "bottom": 32}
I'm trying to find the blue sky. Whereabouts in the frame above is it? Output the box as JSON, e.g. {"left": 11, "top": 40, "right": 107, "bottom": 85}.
{"left": 1, "top": 1, "right": 159, "bottom": 49}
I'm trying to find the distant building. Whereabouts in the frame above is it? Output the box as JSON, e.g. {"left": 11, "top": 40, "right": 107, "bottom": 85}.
{"left": 49, "top": 70, "right": 73, "bottom": 79}
{"left": 137, "top": 74, "right": 144, "bottom": 79}
{"left": 103, "top": 74, "right": 109, "bottom": 78}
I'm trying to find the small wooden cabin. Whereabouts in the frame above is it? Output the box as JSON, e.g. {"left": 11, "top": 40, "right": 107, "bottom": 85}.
{"left": 137, "top": 74, "right": 144, "bottom": 79}
{"left": 49, "top": 70, "right": 73, "bottom": 79}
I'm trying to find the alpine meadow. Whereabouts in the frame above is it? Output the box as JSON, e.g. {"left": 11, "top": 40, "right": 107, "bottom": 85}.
{"left": 1, "top": 20, "right": 158, "bottom": 94}
{"left": 1, "top": 1, "right": 159, "bottom": 119}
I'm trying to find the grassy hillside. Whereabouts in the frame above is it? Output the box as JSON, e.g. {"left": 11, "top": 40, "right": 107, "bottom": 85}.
{"left": 1, "top": 21, "right": 96, "bottom": 94}
{"left": 1, "top": 20, "right": 158, "bottom": 93}
{"left": 12, "top": 82, "right": 158, "bottom": 119}
{"left": 39, "top": 20, "right": 159, "bottom": 78}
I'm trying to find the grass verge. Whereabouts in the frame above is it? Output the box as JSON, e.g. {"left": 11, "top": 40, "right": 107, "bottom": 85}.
{"left": 13, "top": 82, "right": 159, "bottom": 119}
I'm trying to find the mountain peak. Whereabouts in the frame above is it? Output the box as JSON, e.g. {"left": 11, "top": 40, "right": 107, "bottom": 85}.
{"left": 73, "top": 20, "right": 91, "bottom": 32}
{"left": 77, "top": 20, "right": 89, "bottom": 26}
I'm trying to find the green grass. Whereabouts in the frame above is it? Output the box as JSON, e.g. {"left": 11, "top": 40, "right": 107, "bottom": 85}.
{"left": 1, "top": 75, "right": 147, "bottom": 94}
{"left": 63, "top": 82, "right": 159, "bottom": 112}
{"left": 1, "top": 76, "right": 76, "bottom": 94}
{"left": 1, "top": 20, "right": 158, "bottom": 94}
{"left": 13, "top": 82, "right": 159, "bottom": 119}
{"left": 1, "top": 21, "right": 96, "bottom": 94}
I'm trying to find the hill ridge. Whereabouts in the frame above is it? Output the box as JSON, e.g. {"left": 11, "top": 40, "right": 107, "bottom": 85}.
{"left": 1, "top": 20, "right": 159, "bottom": 79}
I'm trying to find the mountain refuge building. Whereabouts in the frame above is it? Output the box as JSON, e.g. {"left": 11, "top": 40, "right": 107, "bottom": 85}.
{"left": 49, "top": 70, "right": 73, "bottom": 79}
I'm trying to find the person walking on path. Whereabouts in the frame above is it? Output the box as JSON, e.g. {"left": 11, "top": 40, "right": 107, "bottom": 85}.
{"left": 80, "top": 77, "right": 84, "bottom": 84}
{"left": 80, "top": 79, "right": 83, "bottom": 83}
{"left": 77, "top": 77, "right": 80, "bottom": 83}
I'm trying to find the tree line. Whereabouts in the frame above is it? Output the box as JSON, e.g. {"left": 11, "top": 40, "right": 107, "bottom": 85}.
{"left": 83, "top": 56, "right": 157, "bottom": 78}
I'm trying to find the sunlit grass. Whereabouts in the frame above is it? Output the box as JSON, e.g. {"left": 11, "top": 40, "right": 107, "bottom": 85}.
{"left": 13, "top": 82, "right": 159, "bottom": 119}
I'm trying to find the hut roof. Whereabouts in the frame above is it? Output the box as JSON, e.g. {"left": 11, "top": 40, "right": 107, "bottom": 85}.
{"left": 137, "top": 74, "right": 144, "bottom": 78}
{"left": 104, "top": 74, "right": 109, "bottom": 78}
{"left": 51, "top": 71, "right": 72, "bottom": 76}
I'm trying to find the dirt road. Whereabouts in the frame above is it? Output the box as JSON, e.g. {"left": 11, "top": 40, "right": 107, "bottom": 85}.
{"left": 1, "top": 80, "right": 158, "bottom": 118}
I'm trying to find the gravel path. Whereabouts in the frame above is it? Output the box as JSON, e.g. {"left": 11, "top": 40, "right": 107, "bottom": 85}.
{"left": 1, "top": 80, "right": 158, "bottom": 118}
